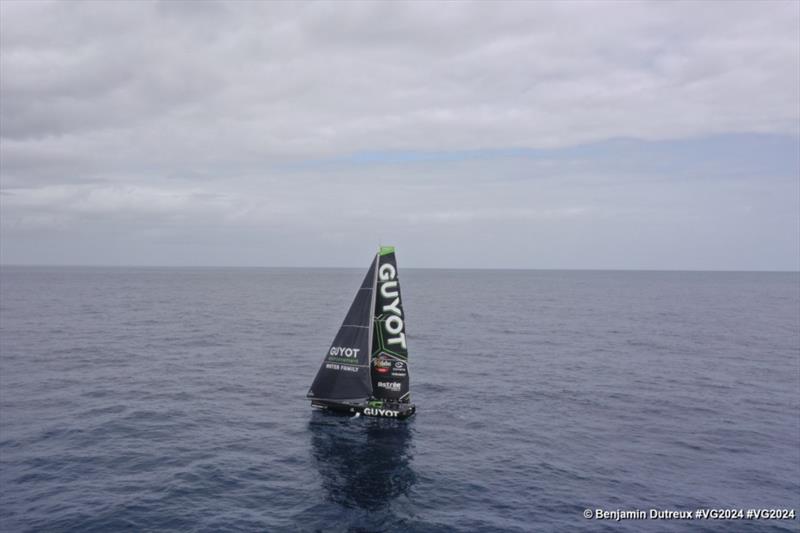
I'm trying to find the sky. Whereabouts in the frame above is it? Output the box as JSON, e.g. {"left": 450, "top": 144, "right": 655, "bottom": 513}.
{"left": 1, "top": 0, "right": 798, "bottom": 270}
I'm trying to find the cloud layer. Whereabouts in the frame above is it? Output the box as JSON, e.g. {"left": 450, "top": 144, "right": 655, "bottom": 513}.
{"left": 1, "top": 1, "right": 798, "bottom": 269}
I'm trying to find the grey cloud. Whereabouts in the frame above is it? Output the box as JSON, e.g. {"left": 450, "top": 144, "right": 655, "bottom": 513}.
{"left": 0, "top": 0, "right": 798, "bottom": 269}
{"left": 3, "top": 1, "right": 797, "bottom": 147}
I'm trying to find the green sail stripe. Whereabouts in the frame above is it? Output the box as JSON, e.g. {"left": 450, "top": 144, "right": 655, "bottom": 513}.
{"left": 372, "top": 316, "right": 407, "bottom": 359}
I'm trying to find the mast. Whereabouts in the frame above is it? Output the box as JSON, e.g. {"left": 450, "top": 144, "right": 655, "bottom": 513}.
{"left": 366, "top": 251, "right": 379, "bottom": 397}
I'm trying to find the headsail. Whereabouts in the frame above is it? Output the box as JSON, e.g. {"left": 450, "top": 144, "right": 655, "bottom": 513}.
{"left": 370, "top": 246, "right": 411, "bottom": 402}
{"left": 307, "top": 257, "right": 377, "bottom": 401}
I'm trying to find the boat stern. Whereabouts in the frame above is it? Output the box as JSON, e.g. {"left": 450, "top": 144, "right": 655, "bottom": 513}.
{"left": 362, "top": 401, "right": 415, "bottom": 419}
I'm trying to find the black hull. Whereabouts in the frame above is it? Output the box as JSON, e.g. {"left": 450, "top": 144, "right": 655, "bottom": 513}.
{"left": 311, "top": 399, "right": 416, "bottom": 419}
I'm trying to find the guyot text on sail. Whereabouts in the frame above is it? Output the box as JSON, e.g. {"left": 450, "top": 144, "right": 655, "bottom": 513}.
{"left": 378, "top": 262, "right": 406, "bottom": 349}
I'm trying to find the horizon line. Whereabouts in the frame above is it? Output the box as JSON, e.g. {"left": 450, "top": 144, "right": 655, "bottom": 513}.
{"left": 1, "top": 263, "right": 798, "bottom": 274}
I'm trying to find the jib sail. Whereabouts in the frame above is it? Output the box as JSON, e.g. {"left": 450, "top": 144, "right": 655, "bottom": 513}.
{"left": 370, "top": 246, "right": 411, "bottom": 402}
{"left": 307, "top": 257, "right": 376, "bottom": 401}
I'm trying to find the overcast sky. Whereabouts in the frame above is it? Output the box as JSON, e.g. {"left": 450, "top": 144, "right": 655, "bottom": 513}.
{"left": 1, "top": 0, "right": 798, "bottom": 269}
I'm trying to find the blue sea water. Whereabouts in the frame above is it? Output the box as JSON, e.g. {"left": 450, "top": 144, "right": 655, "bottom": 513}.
{"left": 0, "top": 266, "right": 798, "bottom": 532}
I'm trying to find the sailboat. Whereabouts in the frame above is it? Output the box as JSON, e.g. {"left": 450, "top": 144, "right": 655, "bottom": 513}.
{"left": 307, "top": 246, "right": 416, "bottom": 419}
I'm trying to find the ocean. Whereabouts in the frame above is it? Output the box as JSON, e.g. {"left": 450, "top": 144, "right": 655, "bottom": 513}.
{"left": 0, "top": 266, "right": 797, "bottom": 532}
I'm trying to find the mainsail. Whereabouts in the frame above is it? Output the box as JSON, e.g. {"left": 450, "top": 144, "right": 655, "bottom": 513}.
{"left": 306, "top": 258, "right": 376, "bottom": 401}
{"left": 370, "top": 246, "right": 411, "bottom": 402}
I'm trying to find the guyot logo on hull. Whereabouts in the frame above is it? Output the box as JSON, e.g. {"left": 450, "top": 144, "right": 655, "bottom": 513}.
{"left": 378, "top": 263, "right": 406, "bottom": 349}
{"left": 363, "top": 407, "right": 399, "bottom": 417}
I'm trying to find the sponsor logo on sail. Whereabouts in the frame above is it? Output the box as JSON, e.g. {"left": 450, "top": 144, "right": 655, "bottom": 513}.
{"left": 325, "top": 363, "right": 358, "bottom": 372}
{"left": 329, "top": 346, "right": 360, "bottom": 358}
{"left": 374, "top": 357, "right": 392, "bottom": 374}
{"left": 378, "top": 263, "right": 406, "bottom": 350}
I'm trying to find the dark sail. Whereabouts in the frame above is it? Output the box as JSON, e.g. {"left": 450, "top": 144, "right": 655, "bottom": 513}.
{"left": 307, "top": 257, "right": 377, "bottom": 401}
{"left": 370, "top": 246, "right": 411, "bottom": 402}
